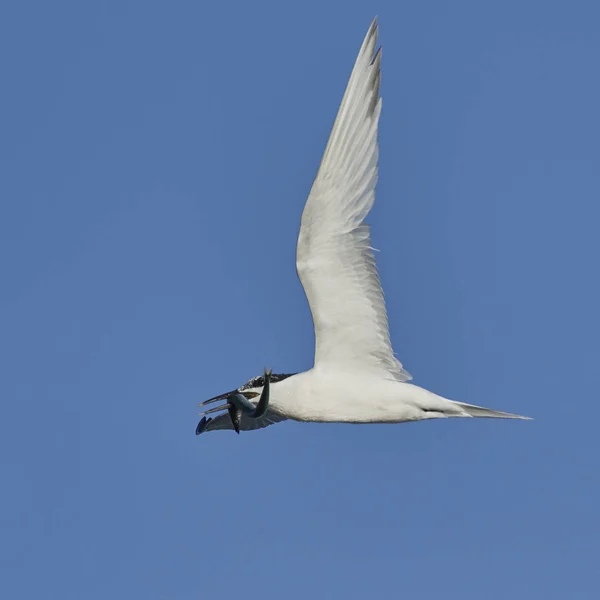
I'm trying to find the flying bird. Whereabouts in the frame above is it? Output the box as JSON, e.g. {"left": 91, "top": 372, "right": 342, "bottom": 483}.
{"left": 196, "top": 18, "right": 530, "bottom": 436}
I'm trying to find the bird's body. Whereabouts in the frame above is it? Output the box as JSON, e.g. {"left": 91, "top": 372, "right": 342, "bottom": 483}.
{"left": 248, "top": 371, "right": 461, "bottom": 424}
{"left": 196, "top": 18, "right": 530, "bottom": 435}
{"left": 238, "top": 371, "right": 525, "bottom": 425}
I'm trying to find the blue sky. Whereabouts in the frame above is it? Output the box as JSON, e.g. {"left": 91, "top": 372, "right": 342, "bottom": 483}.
{"left": 1, "top": 1, "right": 599, "bottom": 598}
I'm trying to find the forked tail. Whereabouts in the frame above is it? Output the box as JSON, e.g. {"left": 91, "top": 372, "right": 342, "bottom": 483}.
{"left": 453, "top": 401, "right": 532, "bottom": 420}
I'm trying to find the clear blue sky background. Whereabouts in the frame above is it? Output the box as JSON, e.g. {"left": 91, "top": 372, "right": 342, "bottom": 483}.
{"left": 1, "top": 1, "right": 599, "bottom": 599}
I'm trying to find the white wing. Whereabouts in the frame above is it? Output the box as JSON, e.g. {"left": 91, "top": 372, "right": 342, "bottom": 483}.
{"left": 296, "top": 18, "right": 411, "bottom": 381}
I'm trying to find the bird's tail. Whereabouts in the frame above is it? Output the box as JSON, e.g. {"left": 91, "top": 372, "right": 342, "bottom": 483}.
{"left": 453, "top": 401, "right": 532, "bottom": 420}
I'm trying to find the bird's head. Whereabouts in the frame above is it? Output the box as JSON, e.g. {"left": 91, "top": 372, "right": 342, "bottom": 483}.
{"left": 201, "top": 372, "right": 296, "bottom": 406}
{"left": 196, "top": 371, "right": 297, "bottom": 435}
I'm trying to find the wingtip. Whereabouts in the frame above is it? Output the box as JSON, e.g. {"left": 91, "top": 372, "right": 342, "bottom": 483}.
{"left": 361, "top": 17, "right": 379, "bottom": 53}
{"left": 195, "top": 416, "right": 212, "bottom": 435}
{"left": 371, "top": 45, "right": 382, "bottom": 67}
{"left": 370, "top": 16, "right": 379, "bottom": 39}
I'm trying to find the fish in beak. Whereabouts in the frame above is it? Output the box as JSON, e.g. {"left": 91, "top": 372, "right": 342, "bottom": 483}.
{"left": 195, "top": 369, "right": 272, "bottom": 435}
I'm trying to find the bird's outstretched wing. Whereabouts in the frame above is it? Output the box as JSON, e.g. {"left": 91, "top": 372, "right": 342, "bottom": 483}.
{"left": 198, "top": 410, "right": 287, "bottom": 434}
{"left": 296, "top": 18, "right": 411, "bottom": 381}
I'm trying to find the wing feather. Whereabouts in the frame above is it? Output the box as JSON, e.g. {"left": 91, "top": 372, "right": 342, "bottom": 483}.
{"left": 201, "top": 410, "right": 287, "bottom": 434}
{"left": 296, "top": 18, "right": 411, "bottom": 381}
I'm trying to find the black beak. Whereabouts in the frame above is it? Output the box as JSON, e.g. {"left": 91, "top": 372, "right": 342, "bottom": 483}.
{"left": 198, "top": 389, "right": 238, "bottom": 408}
